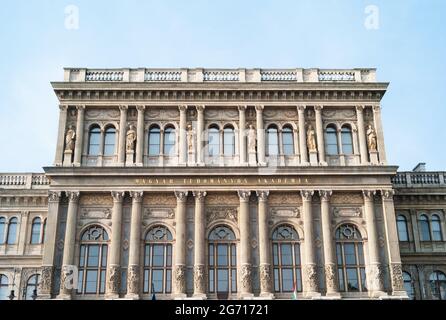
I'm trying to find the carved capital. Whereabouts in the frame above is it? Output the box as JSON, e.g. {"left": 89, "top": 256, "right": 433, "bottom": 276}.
{"left": 66, "top": 191, "right": 80, "bottom": 203}
{"left": 314, "top": 105, "right": 323, "bottom": 112}
{"left": 107, "top": 265, "right": 121, "bottom": 294}
{"left": 178, "top": 105, "right": 188, "bottom": 112}
{"left": 119, "top": 105, "right": 128, "bottom": 112}
{"left": 355, "top": 105, "right": 365, "bottom": 112}
{"left": 319, "top": 190, "right": 333, "bottom": 202}
{"left": 256, "top": 190, "right": 270, "bottom": 201}
{"left": 300, "top": 190, "right": 314, "bottom": 201}
{"left": 381, "top": 189, "right": 395, "bottom": 201}
{"left": 174, "top": 264, "right": 186, "bottom": 294}
{"left": 192, "top": 191, "right": 207, "bottom": 201}
{"left": 136, "top": 105, "right": 146, "bottom": 112}
{"left": 111, "top": 191, "right": 125, "bottom": 202}
{"left": 59, "top": 105, "right": 68, "bottom": 112}
{"left": 127, "top": 265, "right": 140, "bottom": 295}
{"left": 362, "top": 190, "right": 376, "bottom": 201}
{"left": 237, "top": 190, "right": 251, "bottom": 201}
{"left": 129, "top": 191, "right": 144, "bottom": 202}
{"left": 297, "top": 105, "right": 306, "bottom": 112}
{"left": 48, "top": 191, "right": 61, "bottom": 203}
{"left": 254, "top": 105, "right": 264, "bottom": 112}
{"left": 195, "top": 105, "right": 205, "bottom": 112}
{"left": 372, "top": 104, "right": 381, "bottom": 113}
{"left": 237, "top": 105, "right": 247, "bottom": 112}
{"left": 193, "top": 265, "right": 206, "bottom": 294}
{"left": 174, "top": 190, "right": 189, "bottom": 202}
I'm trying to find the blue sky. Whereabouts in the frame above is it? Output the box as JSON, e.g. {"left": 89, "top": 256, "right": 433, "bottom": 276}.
{"left": 0, "top": 0, "right": 445, "bottom": 172}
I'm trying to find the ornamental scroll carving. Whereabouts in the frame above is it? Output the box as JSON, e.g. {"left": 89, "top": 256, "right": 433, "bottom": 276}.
{"left": 332, "top": 207, "right": 362, "bottom": 218}
{"left": 107, "top": 265, "right": 121, "bottom": 294}
{"left": 127, "top": 265, "right": 140, "bottom": 295}
{"left": 194, "top": 265, "right": 206, "bottom": 293}
{"left": 39, "top": 266, "right": 53, "bottom": 294}
{"left": 325, "top": 264, "right": 337, "bottom": 292}
{"left": 390, "top": 263, "right": 405, "bottom": 291}
{"left": 174, "top": 265, "right": 186, "bottom": 293}
{"left": 259, "top": 264, "right": 272, "bottom": 293}
{"left": 207, "top": 207, "right": 238, "bottom": 224}
{"left": 305, "top": 264, "right": 319, "bottom": 292}
{"left": 144, "top": 208, "right": 175, "bottom": 219}
{"left": 270, "top": 207, "right": 300, "bottom": 218}
{"left": 240, "top": 264, "right": 252, "bottom": 292}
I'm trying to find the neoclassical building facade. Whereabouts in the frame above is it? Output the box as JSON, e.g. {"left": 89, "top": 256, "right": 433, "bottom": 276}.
{"left": 0, "top": 68, "right": 445, "bottom": 300}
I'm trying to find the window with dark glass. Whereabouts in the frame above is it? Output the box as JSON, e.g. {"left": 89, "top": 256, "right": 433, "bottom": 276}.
{"left": 143, "top": 226, "right": 173, "bottom": 294}
{"left": 403, "top": 272, "right": 415, "bottom": 300}
{"left": 0, "top": 217, "right": 5, "bottom": 244}
{"left": 7, "top": 217, "right": 18, "bottom": 245}
{"left": 25, "top": 274, "right": 40, "bottom": 300}
{"left": 208, "top": 126, "right": 220, "bottom": 157}
{"left": 267, "top": 125, "right": 279, "bottom": 156}
{"left": 88, "top": 126, "right": 101, "bottom": 156}
{"left": 103, "top": 126, "right": 116, "bottom": 156}
{"left": 163, "top": 126, "right": 176, "bottom": 156}
{"left": 272, "top": 225, "right": 302, "bottom": 293}
{"left": 0, "top": 274, "right": 8, "bottom": 300}
{"left": 325, "top": 125, "right": 338, "bottom": 155}
{"left": 282, "top": 126, "right": 294, "bottom": 156}
{"left": 223, "top": 126, "right": 235, "bottom": 156}
{"left": 30, "top": 217, "right": 42, "bottom": 244}
{"left": 341, "top": 125, "right": 353, "bottom": 155}
{"left": 419, "top": 214, "right": 431, "bottom": 241}
{"left": 335, "top": 224, "right": 367, "bottom": 292}
{"left": 429, "top": 271, "right": 446, "bottom": 300}
{"left": 397, "top": 215, "right": 409, "bottom": 242}
{"left": 208, "top": 226, "right": 237, "bottom": 296}
{"left": 431, "top": 214, "right": 443, "bottom": 241}
{"left": 77, "top": 226, "right": 109, "bottom": 295}
{"left": 148, "top": 125, "right": 161, "bottom": 156}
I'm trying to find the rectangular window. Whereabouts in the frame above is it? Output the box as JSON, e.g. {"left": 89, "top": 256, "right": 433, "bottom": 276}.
{"left": 217, "top": 245, "right": 228, "bottom": 266}
{"left": 209, "top": 244, "right": 214, "bottom": 266}
{"left": 209, "top": 269, "right": 214, "bottom": 293}
{"left": 282, "top": 131, "right": 294, "bottom": 155}
{"left": 231, "top": 269, "right": 237, "bottom": 293}
{"left": 166, "top": 245, "right": 172, "bottom": 266}
{"left": 295, "top": 268, "right": 302, "bottom": 292}
{"left": 273, "top": 244, "right": 279, "bottom": 266}
{"left": 346, "top": 268, "right": 359, "bottom": 291}
{"left": 101, "top": 245, "right": 108, "bottom": 267}
{"left": 77, "top": 270, "right": 84, "bottom": 294}
{"left": 100, "top": 270, "right": 106, "bottom": 294}
{"left": 281, "top": 268, "right": 294, "bottom": 292}
{"left": 152, "top": 270, "right": 164, "bottom": 293}
{"left": 79, "top": 245, "right": 86, "bottom": 267}
{"left": 152, "top": 245, "right": 165, "bottom": 267}
{"left": 85, "top": 270, "right": 98, "bottom": 294}
{"left": 87, "top": 245, "right": 99, "bottom": 267}
{"left": 231, "top": 244, "right": 236, "bottom": 267}
{"left": 360, "top": 268, "right": 367, "bottom": 291}
{"left": 280, "top": 244, "right": 292, "bottom": 266}
{"left": 274, "top": 268, "right": 280, "bottom": 292}
{"left": 336, "top": 244, "right": 343, "bottom": 265}
{"left": 294, "top": 244, "right": 301, "bottom": 265}
{"left": 338, "top": 268, "right": 345, "bottom": 292}
{"left": 217, "top": 269, "right": 229, "bottom": 292}
{"left": 166, "top": 269, "right": 172, "bottom": 293}
{"left": 143, "top": 270, "right": 149, "bottom": 293}
{"left": 344, "top": 244, "right": 356, "bottom": 265}
{"left": 144, "top": 245, "right": 151, "bottom": 266}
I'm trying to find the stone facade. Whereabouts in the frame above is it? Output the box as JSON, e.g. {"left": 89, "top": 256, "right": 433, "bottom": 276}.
{"left": 0, "top": 68, "right": 444, "bottom": 300}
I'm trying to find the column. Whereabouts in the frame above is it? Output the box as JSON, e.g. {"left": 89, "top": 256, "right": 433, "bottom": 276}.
{"left": 355, "top": 105, "right": 368, "bottom": 164}
{"left": 314, "top": 105, "right": 326, "bottom": 165}
{"left": 319, "top": 190, "right": 339, "bottom": 297}
{"left": 372, "top": 104, "right": 387, "bottom": 164}
{"left": 381, "top": 189, "right": 407, "bottom": 297}
{"left": 107, "top": 191, "right": 125, "bottom": 298}
{"left": 300, "top": 190, "right": 320, "bottom": 297}
{"left": 196, "top": 105, "right": 205, "bottom": 166}
{"left": 40, "top": 191, "right": 61, "bottom": 298}
{"left": 126, "top": 191, "right": 143, "bottom": 299}
{"left": 256, "top": 190, "right": 273, "bottom": 297}
{"left": 54, "top": 105, "right": 68, "bottom": 166}
{"left": 255, "top": 105, "right": 266, "bottom": 165}
{"left": 136, "top": 105, "right": 145, "bottom": 166}
{"left": 238, "top": 105, "right": 247, "bottom": 165}
{"left": 193, "top": 191, "right": 207, "bottom": 298}
{"left": 174, "top": 191, "right": 188, "bottom": 297}
{"left": 17, "top": 211, "right": 30, "bottom": 255}
{"left": 238, "top": 190, "right": 253, "bottom": 297}
{"left": 297, "top": 105, "right": 308, "bottom": 164}
{"left": 73, "top": 106, "right": 85, "bottom": 166}
{"left": 362, "top": 190, "right": 386, "bottom": 296}
{"left": 179, "top": 105, "right": 188, "bottom": 165}
{"left": 58, "top": 191, "right": 80, "bottom": 299}
{"left": 117, "top": 105, "right": 128, "bottom": 166}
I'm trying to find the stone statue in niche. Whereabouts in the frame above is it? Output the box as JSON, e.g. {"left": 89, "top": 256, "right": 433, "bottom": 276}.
{"left": 367, "top": 125, "right": 377, "bottom": 151}
{"left": 126, "top": 125, "right": 136, "bottom": 152}
{"left": 64, "top": 126, "right": 76, "bottom": 152}
{"left": 187, "top": 123, "right": 195, "bottom": 153}
{"left": 247, "top": 124, "right": 257, "bottom": 153}
{"left": 306, "top": 124, "right": 317, "bottom": 152}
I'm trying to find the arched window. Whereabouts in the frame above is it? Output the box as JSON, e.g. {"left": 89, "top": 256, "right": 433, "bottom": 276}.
{"left": 77, "top": 226, "right": 109, "bottom": 295}
{"left": 30, "top": 217, "right": 42, "bottom": 244}
{"left": 272, "top": 225, "right": 302, "bottom": 293}
{"left": 208, "top": 226, "right": 237, "bottom": 297}
{"left": 143, "top": 226, "right": 173, "bottom": 294}
{"left": 325, "top": 125, "right": 338, "bottom": 155}
{"left": 397, "top": 215, "right": 409, "bottom": 242}
{"left": 335, "top": 224, "right": 366, "bottom": 292}
{"left": 103, "top": 126, "right": 116, "bottom": 156}
{"left": 341, "top": 125, "right": 353, "bottom": 155}
{"left": 88, "top": 125, "right": 101, "bottom": 156}
{"left": 148, "top": 125, "right": 161, "bottom": 156}
{"left": 267, "top": 125, "right": 279, "bottom": 156}
{"left": 0, "top": 274, "right": 8, "bottom": 300}
{"left": 403, "top": 272, "right": 415, "bottom": 300}
{"left": 208, "top": 125, "right": 220, "bottom": 157}
{"left": 163, "top": 126, "right": 176, "bottom": 156}
{"left": 223, "top": 125, "right": 235, "bottom": 156}
{"left": 431, "top": 214, "right": 443, "bottom": 241}
{"left": 429, "top": 271, "right": 446, "bottom": 300}
{"left": 282, "top": 126, "right": 294, "bottom": 156}
{"left": 25, "top": 274, "right": 40, "bottom": 300}
{"left": 418, "top": 214, "right": 431, "bottom": 241}
{"left": 0, "top": 217, "right": 5, "bottom": 244}
{"left": 7, "top": 217, "right": 18, "bottom": 245}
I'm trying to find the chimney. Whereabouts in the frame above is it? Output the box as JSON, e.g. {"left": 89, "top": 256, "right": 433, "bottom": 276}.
{"left": 412, "top": 162, "right": 426, "bottom": 172}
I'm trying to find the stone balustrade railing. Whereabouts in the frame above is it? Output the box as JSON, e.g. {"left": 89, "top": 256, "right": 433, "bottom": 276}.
{"left": 392, "top": 172, "right": 446, "bottom": 188}
{"left": 63, "top": 68, "right": 377, "bottom": 83}
{"left": 0, "top": 173, "right": 50, "bottom": 189}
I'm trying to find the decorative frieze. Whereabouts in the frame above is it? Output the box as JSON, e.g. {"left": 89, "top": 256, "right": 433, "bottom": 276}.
{"left": 206, "top": 207, "right": 238, "bottom": 224}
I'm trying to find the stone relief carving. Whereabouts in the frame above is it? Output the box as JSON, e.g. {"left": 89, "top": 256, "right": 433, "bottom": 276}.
{"left": 305, "top": 264, "right": 319, "bottom": 292}
{"left": 207, "top": 207, "right": 238, "bottom": 224}
{"left": 325, "top": 264, "right": 337, "bottom": 292}
{"left": 332, "top": 207, "right": 362, "bottom": 218}
{"left": 268, "top": 193, "right": 302, "bottom": 205}
{"left": 39, "top": 266, "right": 53, "bottom": 294}
{"left": 127, "top": 265, "right": 139, "bottom": 295}
{"left": 144, "top": 207, "right": 175, "bottom": 219}
{"left": 174, "top": 191, "right": 189, "bottom": 202}
{"left": 240, "top": 264, "right": 252, "bottom": 292}
{"left": 270, "top": 207, "right": 300, "bottom": 218}
{"left": 107, "top": 265, "right": 121, "bottom": 294}
{"left": 390, "top": 263, "right": 405, "bottom": 291}
{"left": 48, "top": 191, "right": 61, "bottom": 202}
{"left": 126, "top": 125, "right": 137, "bottom": 152}
{"left": 330, "top": 193, "right": 363, "bottom": 205}
{"left": 64, "top": 126, "right": 76, "bottom": 152}
{"left": 81, "top": 208, "right": 112, "bottom": 219}
{"left": 174, "top": 265, "right": 186, "bottom": 293}
{"left": 259, "top": 264, "right": 272, "bottom": 293}
{"left": 143, "top": 193, "right": 176, "bottom": 206}
{"left": 366, "top": 125, "right": 377, "bottom": 151}
{"left": 194, "top": 265, "right": 206, "bottom": 293}
{"left": 80, "top": 194, "right": 113, "bottom": 206}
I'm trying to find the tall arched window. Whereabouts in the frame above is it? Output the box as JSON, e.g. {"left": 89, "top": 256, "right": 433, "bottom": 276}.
{"left": 163, "top": 126, "right": 176, "bottom": 156}
{"left": 103, "top": 126, "right": 116, "bottom": 156}
{"left": 341, "top": 125, "right": 353, "bottom": 155}
{"left": 282, "top": 126, "right": 294, "bottom": 156}
{"left": 208, "top": 125, "right": 220, "bottom": 157}
{"left": 429, "top": 271, "right": 446, "bottom": 300}
{"left": 325, "top": 125, "right": 338, "bottom": 155}
{"left": 88, "top": 125, "right": 101, "bottom": 156}
{"left": 208, "top": 226, "right": 237, "bottom": 297}
{"left": 148, "top": 125, "right": 161, "bottom": 156}
{"left": 431, "top": 214, "right": 443, "bottom": 241}
{"left": 0, "top": 217, "right": 5, "bottom": 244}
{"left": 25, "top": 274, "right": 40, "bottom": 300}
{"left": 143, "top": 226, "right": 173, "bottom": 294}
{"left": 403, "top": 272, "right": 415, "bottom": 300}
{"left": 272, "top": 225, "right": 302, "bottom": 293}
{"left": 77, "top": 226, "right": 109, "bottom": 295}
{"left": 30, "top": 217, "right": 42, "bottom": 244}
{"left": 335, "top": 224, "right": 366, "bottom": 292}
{"left": 267, "top": 125, "right": 279, "bottom": 156}
{"left": 223, "top": 125, "right": 235, "bottom": 156}
{"left": 397, "top": 215, "right": 409, "bottom": 242}
{"left": 418, "top": 214, "right": 431, "bottom": 241}
{"left": 0, "top": 275, "right": 8, "bottom": 300}
{"left": 7, "top": 217, "right": 18, "bottom": 245}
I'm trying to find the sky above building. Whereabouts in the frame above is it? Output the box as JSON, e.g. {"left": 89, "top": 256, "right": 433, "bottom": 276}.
{"left": 0, "top": 0, "right": 445, "bottom": 172}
